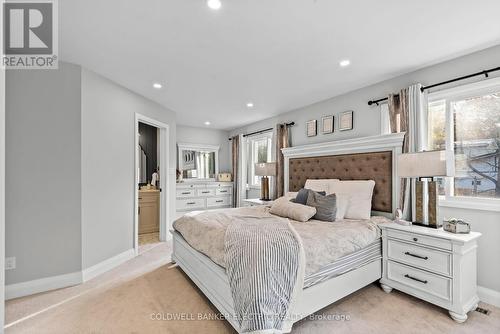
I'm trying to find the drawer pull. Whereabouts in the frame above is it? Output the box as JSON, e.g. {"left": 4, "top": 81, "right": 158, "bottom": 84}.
{"left": 216, "top": 200, "right": 224, "bottom": 203}
{"left": 219, "top": 190, "right": 227, "bottom": 193}
{"left": 404, "top": 274, "right": 428, "bottom": 284}
{"left": 187, "top": 202, "right": 196, "bottom": 205}
{"left": 404, "top": 251, "right": 428, "bottom": 260}
{"left": 201, "top": 191, "right": 210, "bottom": 194}
{"left": 181, "top": 192, "right": 191, "bottom": 195}
{"left": 413, "top": 237, "right": 418, "bottom": 242}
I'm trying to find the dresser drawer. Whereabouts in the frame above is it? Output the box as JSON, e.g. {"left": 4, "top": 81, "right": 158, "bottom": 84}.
{"left": 177, "top": 198, "right": 205, "bottom": 211}
{"left": 215, "top": 187, "right": 232, "bottom": 196}
{"left": 387, "top": 261, "right": 451, "bottom": 301}
{"left": 387, "top": 229, "right": 452, "bottom": 251}
{"left": 388, "top": 239, "right": 452, "bottom": 276}
{"left": 197, "top": 188, "right": 216, "bottom": 197}
{"left": 207, "top": 196, "right": 231, "bottom": 207}
{"left": 176, "top": 189, "right": 196, "bottom": 198}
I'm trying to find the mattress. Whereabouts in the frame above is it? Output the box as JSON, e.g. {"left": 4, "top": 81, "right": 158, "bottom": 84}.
{"left": 303, "top": 240, "right": 381, "bottom": 289}
{"left": 173, "top": 206, "right": 390, "bottom": 278}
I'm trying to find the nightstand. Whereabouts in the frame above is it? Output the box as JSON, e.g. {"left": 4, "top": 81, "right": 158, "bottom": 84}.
{"left": 379, "top": 222, "right": 481, "bottom": 323}
{"left": 243, "top": 198, "right": 274, "bottom": 207}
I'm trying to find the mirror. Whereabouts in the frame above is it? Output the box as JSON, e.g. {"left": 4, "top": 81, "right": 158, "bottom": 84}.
{"left": 178, "top": 143, "right": 219, "bottom": 181}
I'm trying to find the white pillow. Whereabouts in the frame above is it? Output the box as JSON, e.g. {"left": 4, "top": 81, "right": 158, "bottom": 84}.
{"left": 270, "top": 197, "right": 317, "bottom": 222}
{"left": 335, "top": 194, "right": 350, "bottom": 220}
{"left": 285, "top": 192, "right": 298, "bottom": 199}
{"left": 330, "top": 180, "right": 375, "bottom": 220}
{"left": 304, "top": 179, "right": 339, "bottom": 194}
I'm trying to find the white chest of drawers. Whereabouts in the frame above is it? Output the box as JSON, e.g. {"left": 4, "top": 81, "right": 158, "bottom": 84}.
{"left": 176, "top": 182, "right": 233, "bottom": 218}
{"left": 379, "top": 222, "right": 481, "bottom": 323}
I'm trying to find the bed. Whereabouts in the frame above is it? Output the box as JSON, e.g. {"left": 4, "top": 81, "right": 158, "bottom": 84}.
{"left": 171, "top": 133, "right": 405, "bottom": 333}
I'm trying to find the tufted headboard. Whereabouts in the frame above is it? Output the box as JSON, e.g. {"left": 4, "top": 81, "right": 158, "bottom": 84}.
{"left": 288, "top": 151, "right": 393, "bottom": 213}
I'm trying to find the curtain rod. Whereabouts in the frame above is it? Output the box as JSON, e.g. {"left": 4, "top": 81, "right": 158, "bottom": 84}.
{"left": 367, "top": 66, "right": 500, "bottom": 106}
{"left": 228, "top": 122, "right": 295, "bottom": 141}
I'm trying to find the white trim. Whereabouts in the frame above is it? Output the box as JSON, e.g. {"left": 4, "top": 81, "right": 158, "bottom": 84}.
{"left": 5, "top": 248, "right": 136, "bottom": 300}
{"left": 478, "top": 286, "right": 500, "bottom": 308}
{"left": 439, "top": 196, "right": 500, "bottom": 213}
{"left": 5, "top": 271, "right": 82, "bottom": 300}
{"left": 135, "top": 113, "right": 170, "bottom": 253}
{"left": 282, "top": 133, "right": 405, "bottom": 217}
{"left": 82, "top": 248, "right": 135, "bottom": 282}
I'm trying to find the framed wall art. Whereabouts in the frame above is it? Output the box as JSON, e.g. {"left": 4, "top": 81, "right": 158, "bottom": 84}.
{"left": 321, "top": 115, "right": 334, "bottom": 134}
{"left": 306, "top": 119, "right": 317, "bottom": 137}
{"left": 339, "top": 110, "right": 353, "bottom": 131}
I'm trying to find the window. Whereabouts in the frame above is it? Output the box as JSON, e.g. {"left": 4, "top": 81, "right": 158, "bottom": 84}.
{"left": 428, "top": 79, "right": 500, "bottom": 199}
{"left": 247, "top": 132, "right": 273, "bottom": 187}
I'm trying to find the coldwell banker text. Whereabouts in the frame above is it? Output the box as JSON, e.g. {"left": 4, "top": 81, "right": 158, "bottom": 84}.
{"left": 2, "top": 0, "right": 58, "bottom": 69}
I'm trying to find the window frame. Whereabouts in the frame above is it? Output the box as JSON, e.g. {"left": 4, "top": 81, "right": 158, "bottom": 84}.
{"left": 427, "top": 76, "right": 500, "bottom": 211}
{"left": 246, "top": 131, "right": 274, "bottom": 189}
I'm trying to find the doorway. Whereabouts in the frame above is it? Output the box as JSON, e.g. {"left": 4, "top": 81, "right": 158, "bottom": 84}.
{"left": 134, "top": 114, "right": 169, "bottom": 255}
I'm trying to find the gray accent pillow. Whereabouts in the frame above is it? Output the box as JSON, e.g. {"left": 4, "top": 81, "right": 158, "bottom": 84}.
{"left": 306, "top": 191, "right": 337, "bottom": 222}
{"left": 293, "top": 188, "right": 326, "bottom": 205}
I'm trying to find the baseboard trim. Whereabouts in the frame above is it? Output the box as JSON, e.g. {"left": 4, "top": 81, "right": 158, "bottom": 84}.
{"left": 82, "top": 248, "right": 135, "bottom": 282}
{"left": 5, "top": 271, "right": 83, "bottom": 300}
{"left": 5, "top": 248, "right": 136, "bottom": 300}
{"left": 478, "top": 286, "right": 500, "bottom": 308}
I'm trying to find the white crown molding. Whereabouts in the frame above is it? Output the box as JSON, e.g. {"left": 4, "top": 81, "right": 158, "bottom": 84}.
{"left": 177, "top": 142, "right": 220, "bottom": 151}
{"left": 82, "top": 248, "right": 135, "bottom": 282}
{"left": 6, "top": 271, "right": 83, "bottom": 300}
{"left": 281, "top": 133, "right": 406, "bottom": 158}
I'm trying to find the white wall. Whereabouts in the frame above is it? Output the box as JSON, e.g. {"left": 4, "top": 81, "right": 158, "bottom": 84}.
{"left": 6, "top": 63, "right": 83, "bottom": 285}
{"left": 81, "top": 68, "right": 177, "bottom": 269}
{"left": 4, "top": 62, "right": 177, "bottom": 294}
{"left": 176, "top": 125, "right": 231, "bottom": 172}
{"left": 230, "top": 44, "right": 500, "bottom": 299}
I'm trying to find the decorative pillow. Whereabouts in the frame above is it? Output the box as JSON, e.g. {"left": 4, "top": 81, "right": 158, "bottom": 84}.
{"left": 334, "top": 193, "right": 349, "bottom": 220}
{"left": 293, "top": 188, "right": 326, "bottom": 205}
{"left": 270, "top": 197, "right": 316, "bottom": 222}
{"left": 304, "top": 179, "right": 338, "bottom": 194}
{"left": 306, "top": 191, "right": 337, "bottom": 222}
{"left": 330, "top": 180, "right": 375, "bottom": 220}
{"left": 285, "top": 192, "right": 298, "bottom": 199}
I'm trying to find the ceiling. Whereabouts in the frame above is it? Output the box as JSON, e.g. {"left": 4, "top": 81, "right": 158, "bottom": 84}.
{"left": 60, "top": 0, "right": 500, "bottom": 130}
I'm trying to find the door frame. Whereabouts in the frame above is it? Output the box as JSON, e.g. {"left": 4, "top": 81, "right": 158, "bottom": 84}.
{"left": 134, "top": 113, "right": 170, "bottom": 255}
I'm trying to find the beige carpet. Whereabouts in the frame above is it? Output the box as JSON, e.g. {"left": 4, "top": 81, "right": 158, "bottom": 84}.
{"left": 6, "top": 259, "right": 500, "bottom": 333}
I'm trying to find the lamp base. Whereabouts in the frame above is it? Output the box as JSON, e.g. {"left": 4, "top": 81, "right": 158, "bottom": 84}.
{"left": 260, "top": 176, "right": 270, "bottom": 201}
{"left": 414, "top": 179, "right": 441, "bottom": 228}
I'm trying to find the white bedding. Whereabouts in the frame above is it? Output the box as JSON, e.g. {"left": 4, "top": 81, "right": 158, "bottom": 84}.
{"left": 172, "top": 206, "right": 391, "bottom": 276}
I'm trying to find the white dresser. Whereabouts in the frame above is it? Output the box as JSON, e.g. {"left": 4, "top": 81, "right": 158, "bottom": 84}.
{"left": 176, "top": 181, "right": 233, "bottom": 217}
{"left": 379, "top": 222, "right": 481, "bottom": 323}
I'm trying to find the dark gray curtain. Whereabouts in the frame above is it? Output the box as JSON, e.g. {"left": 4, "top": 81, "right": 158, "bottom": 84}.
{"left": 275, "top": 124, "right": 290, "bottom": 198}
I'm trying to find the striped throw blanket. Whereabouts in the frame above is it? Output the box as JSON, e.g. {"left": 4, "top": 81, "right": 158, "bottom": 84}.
{"left": 224, "top": 216, "right": 305, "bottom": 333}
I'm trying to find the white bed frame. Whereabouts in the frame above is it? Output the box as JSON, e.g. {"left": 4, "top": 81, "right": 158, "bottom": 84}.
{"left": 171, "top": 133, "right": 405, "bottom": 333}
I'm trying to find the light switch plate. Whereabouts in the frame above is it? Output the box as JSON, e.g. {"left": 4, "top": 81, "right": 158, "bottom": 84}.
{"left": 5, "top": 257, "right": 16, "bottom": 270}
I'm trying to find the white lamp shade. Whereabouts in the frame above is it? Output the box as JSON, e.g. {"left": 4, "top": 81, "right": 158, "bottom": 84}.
{"left": 255, "top": 162, "right": 276, "bottom": 176}
{"left": 398, "top": 150, "right": 453, "bottom": 178}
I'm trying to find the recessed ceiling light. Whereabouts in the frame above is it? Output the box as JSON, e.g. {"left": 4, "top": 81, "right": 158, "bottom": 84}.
{"left": 153, "top": 83, "right": 162, "bottom": 89}
{"left": 246, "top": 102, "right": 254, "bottom": 108}
{"left": 207, "top": 0, "right": 221, "bottom": 10}
{"left": 339, "top": 59, "right": 351, "bottom": 67}
{"left": 204, "top": 121, "right": 211, "bottom": 126}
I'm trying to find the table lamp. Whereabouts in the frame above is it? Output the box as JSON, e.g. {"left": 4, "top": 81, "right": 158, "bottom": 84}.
{"left": 255, "top": 162, "right": 276, "bottom": 201}
{"left": 398, "top": 150, "right": 453, "bottom": 228}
